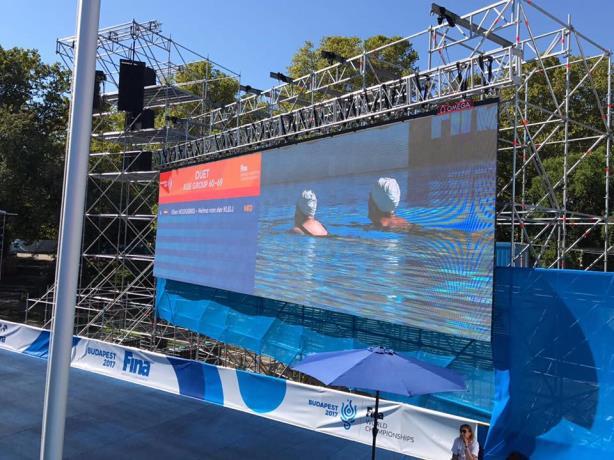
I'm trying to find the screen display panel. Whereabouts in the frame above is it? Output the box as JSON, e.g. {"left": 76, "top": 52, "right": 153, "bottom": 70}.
{"left": 154, "top": 100, "right": 498, "bottom": 340}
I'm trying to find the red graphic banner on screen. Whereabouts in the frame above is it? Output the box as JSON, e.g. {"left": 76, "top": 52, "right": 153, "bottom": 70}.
{"left": 159, "top": 153, "right": 261, "bottom": 204}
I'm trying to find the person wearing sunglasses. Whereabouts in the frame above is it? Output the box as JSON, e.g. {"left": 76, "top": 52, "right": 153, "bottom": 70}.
{"left": 451, "top": 424, "right": 479, "bottom": 460}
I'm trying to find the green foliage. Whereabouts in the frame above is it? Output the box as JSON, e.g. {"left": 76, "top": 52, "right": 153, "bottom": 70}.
{"left": 288, "top": 34, "right": 418, "bottom": 83}
{"left": 524, "top": 149, "right": 612, "bottom": 268}
{"left": 0, "top": 37, "right": 612, "bottom": 273}
{"left": 499, "top": 56, "right": 612, "bottom": 268}
{"left": 284, "top": 35, "right": 418, "bottom": 115}
{"left": 288, "top": 38, "right": 357, "bottom": 79}
{"left": 505, "top": 56, "right": 610, "bottom": 157}
{"left": 528, "top": 148, "right": 609, "bottom": 214}
{"left": 158, "top": 60, "right": 240, "bottom": 136}
{"left": 364, "top": 35, "right": 418, "bottom": 76}
{"left": 171, "top": 61, "right": 238, "bottom": 121}
{"left": 176, "top": 61, "right": 238, "bottom": 109}
{"left": 0, "top": 46, "right": 70, "bottom": 240}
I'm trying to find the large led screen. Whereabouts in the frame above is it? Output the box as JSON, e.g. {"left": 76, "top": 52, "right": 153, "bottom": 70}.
{"left": 154, "top": 100, "right": 498, "bottom": 340}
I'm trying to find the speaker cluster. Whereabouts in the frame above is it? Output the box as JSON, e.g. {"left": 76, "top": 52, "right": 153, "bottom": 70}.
{"left": 118, "top": 59, "right": 157, "bottom": 131}
{"left": 122, "top": 151, "right": 153, "bottom": 172}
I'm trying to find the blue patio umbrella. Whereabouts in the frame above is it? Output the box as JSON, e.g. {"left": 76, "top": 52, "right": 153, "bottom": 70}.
{"left": 292, "top": 347, "right": 466, "bottom": 460}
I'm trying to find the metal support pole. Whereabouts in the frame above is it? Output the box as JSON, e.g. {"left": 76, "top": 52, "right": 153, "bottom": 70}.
{"left": 361, "top": 48, "right": 367, "bottom": 90}
{"left": 510, "top": 0, "right": 521, "bottom": 265}
{"left": 427, "top": 26, "right": 433, "bottom": 71}
{"left": 521, "top": 78, "right": 528, "bottom": 244}
{"left": 562, "top": 18, "right": 571, "bottom": 268}
{"left": 605, "top": 53, "right": 612, "bottom": 271}
{"left": 371, "top": 390, "right": 380, "bottom": 460}
{"left": 0, "top": 213, "right": 5, "bottom": 281}
{"left": 237, "top": 74, "right": 242, "bottom": 131}
{"left": 40, "top": 1, "right": 100, "bottom": 459}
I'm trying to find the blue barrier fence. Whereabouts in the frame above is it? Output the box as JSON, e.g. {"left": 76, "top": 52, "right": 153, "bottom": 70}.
{"left": 485, "top": 267, "right": 614, "bottom": 459}
{"left": 0, "top": 320, "right": 477, "bottom": 458}
{"left": 156, "top": 277, "right": 494, "bottom": 421}
{"left": 157, "top": 266, "right": 614, "bottom": 459}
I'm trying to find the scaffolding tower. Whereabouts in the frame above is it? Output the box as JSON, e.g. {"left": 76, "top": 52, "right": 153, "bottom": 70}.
{"left": 27, "top": 21, "right": 238, "bottom": 357}
{"left": 158, "top": 2, "right": 613, "bottom": 270}
{"left": 25, "top": 0, "right": 613, "bottom": 382}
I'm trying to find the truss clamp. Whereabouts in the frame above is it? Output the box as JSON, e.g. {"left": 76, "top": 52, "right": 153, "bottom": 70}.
{"left": 511, "top": 47, "right": 524, "bottom": 59}
{"left": 431, "top": 3, "right": 514, "bottom": 48}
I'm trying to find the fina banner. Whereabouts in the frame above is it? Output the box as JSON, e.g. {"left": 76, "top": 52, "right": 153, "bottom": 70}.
{"left": 71, "top": 338, "right": 181, "bottom": 396}
{"left": 0, "top": 319, "right": 479, "bottom": 459}
{"left": 215, "top": 366, "right": 476, "bottom": 459}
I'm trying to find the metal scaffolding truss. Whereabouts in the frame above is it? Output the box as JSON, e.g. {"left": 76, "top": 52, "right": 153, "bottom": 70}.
{"left": 56, "top": 20, "right": 237, "bottom": 90}
{"left": 159, "top": 46, "right": 516, "bottom": 166}
{"left": 26, "top": 1, "right": 613, "bottom": 389}
{"left": 158, "top": 0, "right": 612, "bottom": 272}
{"left": 26, "top": 20, "right": 241, "bottom": 355}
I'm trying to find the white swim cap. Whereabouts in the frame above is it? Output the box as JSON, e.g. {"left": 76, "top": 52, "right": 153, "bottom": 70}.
{"left": 370, "top": 178, "right": 401, "bottom": 213}
{"left": 297, "top": 190, "right": 317, "bottom": 217}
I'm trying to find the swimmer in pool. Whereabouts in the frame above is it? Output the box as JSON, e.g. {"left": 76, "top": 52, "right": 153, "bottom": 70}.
{"left": 368, "top": 177, "right": 413, "bottom": 230}
{"left": 292, "top": 190, "right": 328, "bottom": 237}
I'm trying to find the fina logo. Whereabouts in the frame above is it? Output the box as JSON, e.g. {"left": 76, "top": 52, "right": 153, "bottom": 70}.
{"left": 122, "top": 351, "right": 151, "bottom": 377}
{"left": 340, "top": 399, "right": 357, "bottom": 430}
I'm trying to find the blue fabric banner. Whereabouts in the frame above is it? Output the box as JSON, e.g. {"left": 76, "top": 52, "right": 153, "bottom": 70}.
{"left": 157, "top": 266, "right": 614, "bottom": 457}
{"left": 156, "top": 276, "right": 495, "bottom": 420}
{"left": 486, "top": 267, "right": 614, "bottom": 459}
{"left": 0, "top": 319, "right": 479, "bottom": 459}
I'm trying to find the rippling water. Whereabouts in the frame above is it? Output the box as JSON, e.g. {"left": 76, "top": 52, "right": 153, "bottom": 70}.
{"left": 253, "top": 167, "right": 494, "bottom": 339}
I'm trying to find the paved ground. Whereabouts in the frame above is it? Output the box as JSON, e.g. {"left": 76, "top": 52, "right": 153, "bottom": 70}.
{"left": 0, "top": 349, "right": 408, "bottom": 459}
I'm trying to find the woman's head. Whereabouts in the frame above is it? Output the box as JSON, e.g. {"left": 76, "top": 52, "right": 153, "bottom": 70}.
{"left": 459, "top": 424, "right": 474, "bottom": 442}
{"left": 370, "top": 177, "right": 401, "bottom": 216}
{"left": 296, "top": 190, "right": 317, "bottom": 224}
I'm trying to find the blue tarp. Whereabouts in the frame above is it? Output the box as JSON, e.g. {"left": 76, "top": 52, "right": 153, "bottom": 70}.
{"left": 156, "top": 265, "right": 614, "bottom": 456}
{"left": 156, "top": 277, "right": 495, "bottom": 420}
{"left": 485, "top": 267, "right": 614, "bottom": 459}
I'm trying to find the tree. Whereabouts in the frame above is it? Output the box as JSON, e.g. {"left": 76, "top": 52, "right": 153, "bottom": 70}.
{"left": 288, "top": 37, "right": 361, "bottom": 78}
{"left": 145, "top": 60, "right": 241, "bottom": 137}
{"left": 493, "top": 54, "right": 614, "bottom": 267}
{"left": 364, "top": 34, "right": 418, "bottom": 78}
{"left": 175, "top": 60, "right": 239, "bottom": 111}
{"left": 0, "top": 46, "right": 70, "bottom": 240}
{"left": 288, "top": 35, "right": 418, "bottom": 85}
{"left": 525, "top": 148, "right": 613, "bottom": 268}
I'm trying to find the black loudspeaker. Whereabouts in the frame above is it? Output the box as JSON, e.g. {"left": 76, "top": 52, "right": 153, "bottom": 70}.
{"left": 126, "top": 109, "right": 155, "bottom": 131}
{"left": 125, "top": 111, "right": 138, "bottom": 131}
{"left": 140, "top": 109, "right": 155, "bottom": 129}
{"left": 118, "top": 59, "right": 145, "bottom": 112}
{"left": 144, "top": 66, "right": 156, "bottom": 87}
{"left": 123, "top": 151, "right": 153, "bottom": 172}
{"left": 93, "top": 70, "right": 106, "bottom": 111}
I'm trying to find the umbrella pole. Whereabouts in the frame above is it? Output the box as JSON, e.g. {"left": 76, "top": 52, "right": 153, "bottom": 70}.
{"left": 371, "top": 390, "right": 380, "bottom": 460}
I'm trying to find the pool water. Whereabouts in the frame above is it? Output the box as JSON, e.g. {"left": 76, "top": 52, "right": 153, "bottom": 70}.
{"left": 254, "top": 167, "right": 494, "bottom": 340}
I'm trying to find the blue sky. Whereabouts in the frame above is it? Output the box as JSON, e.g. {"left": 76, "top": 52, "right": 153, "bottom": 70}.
{"left": 1, "top": 0, "right": 612, "bottom": 90}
